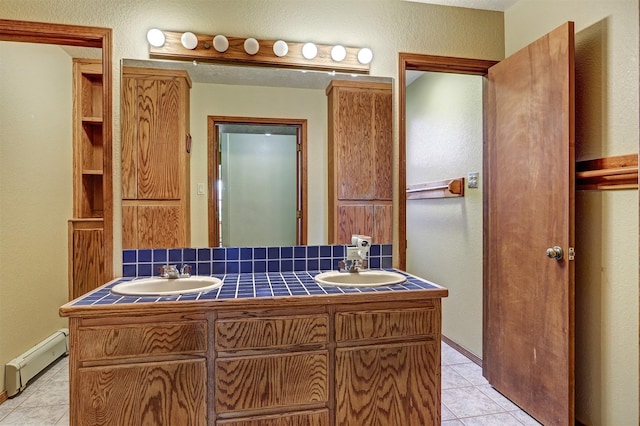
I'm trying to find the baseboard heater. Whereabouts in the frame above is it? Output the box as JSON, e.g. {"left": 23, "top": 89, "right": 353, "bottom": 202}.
{"left": 4, "top": 328, "right": 69, "bottom": 397}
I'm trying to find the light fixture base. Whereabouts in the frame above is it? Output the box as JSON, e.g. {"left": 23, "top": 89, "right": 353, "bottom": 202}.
{"left": 149, "top": 31, "right": 370, "bottom": 74}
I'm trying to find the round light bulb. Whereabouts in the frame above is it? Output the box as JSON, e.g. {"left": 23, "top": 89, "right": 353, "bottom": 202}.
{"left": 273, "top": 40, "right": 288, "bottom": 57}
{"left": 302, "top": 42, "right": 318, "bottom": 60}
{"left": 213, "top": 35, "right": 229, "bottom": 52}
{"left": 244, "top": 38, "right": 260, "bottom": 55}
{"left": 357, "top": 47, "right": 373, "bottom": 65}
{"left": 331, "top": 45, "right": 347, "bottom": 62}
{"left": 146, "top": 29, "right": 165, "bottom": 48}
{"left": 180, "top": 32, "right": 198, "bottom": 50}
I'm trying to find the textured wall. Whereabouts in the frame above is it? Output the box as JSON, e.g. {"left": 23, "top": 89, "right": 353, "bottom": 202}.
{"left": 0, "top": 42, "right": 72, "bottom": 392}
{"left": 406, "top": 72, "right": 484, "bottom": 356}
{"left": 505, "top": 1, "right": 639, "bottom": 424}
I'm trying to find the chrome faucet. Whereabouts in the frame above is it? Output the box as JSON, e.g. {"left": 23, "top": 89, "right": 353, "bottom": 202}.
{"left": 158, "top": 264, "right": 192, "bottom": 279}
{"left": 339, "top": 235, "right": 371, "bottom": 273}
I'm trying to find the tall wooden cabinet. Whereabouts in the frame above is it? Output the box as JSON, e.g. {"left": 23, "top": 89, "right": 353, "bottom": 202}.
{"left": 69, "top": 59, "right": 106, "bottom": 300}
{"left": 121, "top": 67, "right": 191, "bottom": 249}
{"left": 326, "top": 80, "right": 393, "bottom": 244}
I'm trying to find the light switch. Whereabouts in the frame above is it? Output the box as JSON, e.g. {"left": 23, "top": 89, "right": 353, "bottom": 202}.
{"left": 468, "top": 172, "right": 479, "bottom": 189}
{"left": 197, "top": 183, "right": 205, "bottom": 195}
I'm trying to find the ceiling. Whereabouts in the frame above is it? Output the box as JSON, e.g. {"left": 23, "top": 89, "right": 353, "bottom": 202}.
{"left": 403, "top": 0, "right": 518, "bottom": 11}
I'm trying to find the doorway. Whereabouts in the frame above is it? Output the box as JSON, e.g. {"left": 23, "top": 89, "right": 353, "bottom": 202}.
{"left": 207, "top": 116, "right": 307, "bottom": 247}
{"left": 400, "top": 22, "right": 576, "bottom": 425}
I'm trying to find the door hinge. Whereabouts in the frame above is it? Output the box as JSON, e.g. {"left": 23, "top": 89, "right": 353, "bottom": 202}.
{"left": 568, "top": 247, "right": 575, "bottom": 261}
{"left": 296, "top": 210, "right": 302, "bottom": 219}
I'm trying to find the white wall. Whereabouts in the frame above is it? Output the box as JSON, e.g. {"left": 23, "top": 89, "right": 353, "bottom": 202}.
{"left": 0, "top": 42, "right": 72, "bottom": 390}
{"left": 406, "top": 72, "right": 484, "bottom": 357}
{"left": 221, "top": 133, "right": 297, "bottom": 247}
{"left": 505, "top": 1, "right": 639, "bottom": 424}
{"left": 190, "top": 83, "right": 327, "bottom": 246}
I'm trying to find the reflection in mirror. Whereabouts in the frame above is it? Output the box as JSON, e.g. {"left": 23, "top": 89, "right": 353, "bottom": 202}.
{"left": 210, "top": 120, "right": 305, "bottom": 247}
{"left": 121, "top": 59, "right": 393, "bottom": 248}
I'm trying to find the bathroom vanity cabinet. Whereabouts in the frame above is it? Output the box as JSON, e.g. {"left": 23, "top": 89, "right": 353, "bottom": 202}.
{"left": 62, "top": 285, "right": 444, "bottom": 425}
{"left": 326, "top": 80, "right": 393, "bottom": 245}
{"left": 121, "top": 67, "right": 192, "bottom": 249}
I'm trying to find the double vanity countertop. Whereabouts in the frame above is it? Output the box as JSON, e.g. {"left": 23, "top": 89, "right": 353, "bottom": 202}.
{"left": 60, "top": 269, "right": 448, "bottom": 317}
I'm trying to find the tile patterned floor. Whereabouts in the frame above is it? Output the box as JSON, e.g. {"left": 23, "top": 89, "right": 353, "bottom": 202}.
{"left": 0, "top": 342, "right": 540, "bottom": 425}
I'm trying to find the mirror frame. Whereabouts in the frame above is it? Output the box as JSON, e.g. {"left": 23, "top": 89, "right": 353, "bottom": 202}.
{"left": 0, "top": 19, "right": 114, "bottom": 280}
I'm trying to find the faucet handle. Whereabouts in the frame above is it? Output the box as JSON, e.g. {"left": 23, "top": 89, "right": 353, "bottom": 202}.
{"left": 181, "top": 264, "right": 192, "bottom": 277}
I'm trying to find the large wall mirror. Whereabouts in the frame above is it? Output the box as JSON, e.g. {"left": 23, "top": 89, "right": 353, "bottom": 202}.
{"left": 121, "top": 58, "right": 392, "bottom": 248}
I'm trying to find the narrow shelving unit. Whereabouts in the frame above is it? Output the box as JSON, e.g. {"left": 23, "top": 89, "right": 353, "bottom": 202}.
{"left": 69, "top": 58, "right": 105, "bottom": 300}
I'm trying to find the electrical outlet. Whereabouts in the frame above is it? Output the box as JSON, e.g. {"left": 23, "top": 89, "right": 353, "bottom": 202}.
{"left": 468, "top": 172, "right": 479, "bottom": 189}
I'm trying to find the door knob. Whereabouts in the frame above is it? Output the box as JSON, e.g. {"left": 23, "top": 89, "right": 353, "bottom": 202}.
{"left": 546, "top": 246, "right": 564, "bottom": 261}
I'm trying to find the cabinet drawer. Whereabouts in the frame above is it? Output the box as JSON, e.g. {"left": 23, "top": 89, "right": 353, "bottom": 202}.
{"left": 215, "top": 351, "right": 328, "bottom": 413}
{"left": 335, "top": 305, "right": 437, "bottom": 343}
{"left": 78, "top": 321, "right": 207, "bottom": 361}
{"left": 216, "top": 409, "right": 329, "bottom": 426}
{"left": 215, "top": 315, "right": 328, "bottom": 351}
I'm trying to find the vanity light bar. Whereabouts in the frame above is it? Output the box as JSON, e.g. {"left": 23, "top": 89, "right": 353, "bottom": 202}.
{"left": 148, "top": 30, "right": 371, "bottom": 74}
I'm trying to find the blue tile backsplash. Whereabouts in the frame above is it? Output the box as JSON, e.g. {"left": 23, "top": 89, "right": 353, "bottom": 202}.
{"left": 122, "top": 244, "right": 393, "bottom": 278}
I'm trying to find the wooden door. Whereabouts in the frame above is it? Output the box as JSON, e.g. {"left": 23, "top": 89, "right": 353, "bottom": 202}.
{"left": 484, "top": 22, "right": 575, "bottom": 426}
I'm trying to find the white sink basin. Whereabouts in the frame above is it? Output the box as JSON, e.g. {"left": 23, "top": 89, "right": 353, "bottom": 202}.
{"left": 314, "top": 270, "right": 406, "bottom": 287}
{"left": 111, "top": 276, "right": 223, "bottom": 296}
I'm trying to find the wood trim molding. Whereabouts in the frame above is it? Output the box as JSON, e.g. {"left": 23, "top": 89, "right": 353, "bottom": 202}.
{"left": 0, "top": 20, "right": 113, "bottom": 279}
{"left": 442, "top": 335, "right": 482, "bottom": 367}
{"left": 576, "top": 154, "right": 638, "bottom": 190}
{"left": 398, "top": 53, "right": 497, "bottom": 270}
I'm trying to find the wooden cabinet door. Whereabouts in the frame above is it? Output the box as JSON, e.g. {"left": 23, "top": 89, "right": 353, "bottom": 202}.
{"left": 122, "top": 202, "right": 187, "bottom": 249}
{"left": 334, "top": 88, "right": 377, "bottom": 200}
{"left": 68, "top": 220, "right": 104, "bottom": 299}
{"left": 121, "top": 74, "right": 189, "bottom": 198}
{"left": 336, "top": 202, "right": 392, "bottom": 244}
{"left": 372, "top": 90, "right": 393, "bottom": 200}
{"left": 484, "top": 22, "right": 575, "bottom": 425}
{"left": 76, "top": 359, "right": 207, "bottom": 426}
{"left": 335, "top": 341, "right": 439, "bottom": 425}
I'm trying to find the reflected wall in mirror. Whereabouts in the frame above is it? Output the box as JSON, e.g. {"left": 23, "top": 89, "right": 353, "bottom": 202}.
{"left": 208, "top": 117, "right": 307, "bottom": 247}
{"left": 122, "top": 58, "right": 393, "bottom": 249}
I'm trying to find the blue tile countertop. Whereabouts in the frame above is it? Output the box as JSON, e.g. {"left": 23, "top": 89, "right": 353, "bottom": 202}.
{"left": 62, "top": 269, "right": 447, "bottom": 314}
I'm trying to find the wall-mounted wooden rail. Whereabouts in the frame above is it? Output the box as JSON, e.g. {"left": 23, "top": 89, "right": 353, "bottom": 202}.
{"left": 406, "top": 177, "right": 465, "bottom": 199}
{"left": 576, "top": 154, "right": 638, "bottom": 190}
